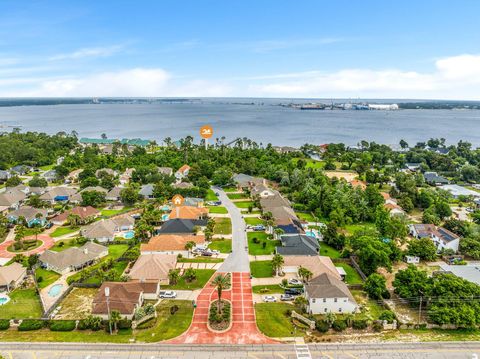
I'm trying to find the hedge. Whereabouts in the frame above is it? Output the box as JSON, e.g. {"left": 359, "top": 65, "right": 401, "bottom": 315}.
{"left": 49, "top": 320, "right": 76, "bottom": 332}
{"left": 332, "top": 320, "right": 347, "bottom": 332}
{"left": 315, "top": 320, "right": 329, "bottom": 333}
{"left": 0, "top": 319, "right": 10, "bottom": 330}
{"left": 117, "top": 319, "right": 132, "bottom": 329}
{"left": 352, "top": 319, "right": 368, "bottom": 330}
{"left": 18, "top": 319, "right": 45, "bottom": 331}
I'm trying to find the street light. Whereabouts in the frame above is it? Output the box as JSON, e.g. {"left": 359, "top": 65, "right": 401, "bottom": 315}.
{"left": 105, "top": 287, "right": 112, "bottom": 335}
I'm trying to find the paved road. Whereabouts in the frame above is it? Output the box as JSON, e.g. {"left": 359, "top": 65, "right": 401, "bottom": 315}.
{"left": 214, "top": 187, "right": 250, "bottom": 273}
{"left": 1, "top": 342, "right": 480, "bottom": 358}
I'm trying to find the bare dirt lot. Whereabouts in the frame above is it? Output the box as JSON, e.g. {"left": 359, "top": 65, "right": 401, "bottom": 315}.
{"left": 54, "top": 287, "right": 97, "bottom": 320}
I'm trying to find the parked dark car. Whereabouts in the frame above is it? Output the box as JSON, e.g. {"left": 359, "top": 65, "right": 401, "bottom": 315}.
{"left": 45, "top": 222, "right": 53, "bottom": 229}
{"left": 201, "top": 251, "right": 213, "bottom": 257}
{"left": 285, "top": 288, "right": 304, "bottom": 295}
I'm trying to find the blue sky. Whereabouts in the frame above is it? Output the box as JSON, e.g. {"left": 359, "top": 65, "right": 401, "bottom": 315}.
{"left": 1, "top": 0, "right": 480, "bottom": 99}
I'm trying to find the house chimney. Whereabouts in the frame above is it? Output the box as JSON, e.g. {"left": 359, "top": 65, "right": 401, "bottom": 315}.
{"left": 84, "top": 248, "right": 88, "bottom": 255}
{"left": 176, "top": 206, "right": 180, "bottom": 218}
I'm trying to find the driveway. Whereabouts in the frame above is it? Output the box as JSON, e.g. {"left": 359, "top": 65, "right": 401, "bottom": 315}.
{"left": 214, "top": 187, "right": 250, "bottom": 273}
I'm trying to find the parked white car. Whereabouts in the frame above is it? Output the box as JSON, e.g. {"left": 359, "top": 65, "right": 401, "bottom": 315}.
{"left": 159, "top": 290, "right": 177, "bottom": 298}
{"left": 288, "top": 278, "right": 302, "bottom": 285}
{"left": 263, "top": 295, "right": 277, "bottom": 303}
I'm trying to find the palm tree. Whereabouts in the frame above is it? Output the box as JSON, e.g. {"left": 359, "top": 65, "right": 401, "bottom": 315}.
{"left": 271, "top": 254, "right": 284, "bottom": 276}
{"left": 298, "top": 266, "right": 313, "bottom": 283}
{"left": 294, "top": 296, "right": 308, "bottom": 313}
{"left": 212, "top": 274, "right": 229, "bottom": 313}
{"left": 168, "top": 269, "right": 180, "bottom": 285}
{"left": 67, "top": 213, "right": 81, "bottom": 228}
{"left": 265, "top": 219, "right": 274, "bottom": 234}
{"left": 273, "top": 227, "right": 285, "bottom": 240}
{"left": 109, "top": 310, "right": 121, "bottom": 333}
{"left": 185, "top": 241, "right": 196, "bottom": 258}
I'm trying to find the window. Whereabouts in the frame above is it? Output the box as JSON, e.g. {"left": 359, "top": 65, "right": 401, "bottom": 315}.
{"left": 312, "top": 299, "right": 316, "bottom": 303}
{"left": 323, "top": 298, "right": 326, "bottom": 303}
{"left": 334, "top": 298, "right": 337, "bottom": 303}
{"left": 339, "top": 308, "right": 342, "bottom": 313}
{"left": 324, "top": 308, "right": 327, "bottom": 313}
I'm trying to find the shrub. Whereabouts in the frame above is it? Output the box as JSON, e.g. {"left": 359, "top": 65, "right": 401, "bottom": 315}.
{"left": 117, "top": 319, "right": 132, "bottom": 329}
{"left": 18, "top": 319, "right": 45, "bottom": 331}
{"left": 379, "top": 310, "right": 396, "bottom": 323}
{"left": 332, "top": 320, "right": 347, "bottom": 332}
{"left": 49, "top": 320, "right": 76, "bottom": 331}
{"left": 262, "top": 242, "right": 266, "bottom": 249}
{"left": 284, "top": 309, "right": 292, "bottom": 317}
{"left": 316, "top": 320, "right": 329, "bottom": 333}
{"left": 0, "top": 319, "right": 10, "bottom": 330}
{"left": 170, "top": 305, "right": 179, "bottom": 315}
{"left": 352, "top": 319, "right": 368, "bottom": 330}
{"left": 372, "top": 321, "right": 383, "bottom": 332}
{"left": 78, "top": 315, "right": 103, "bottom": 331}
{"left": 37, "top": 276, "right": 43, "bottom": 283}
{"left": 136, "top": 317, "right": 157, "bottom": 329}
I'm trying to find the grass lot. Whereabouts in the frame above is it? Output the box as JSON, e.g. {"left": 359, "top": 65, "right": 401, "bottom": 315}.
{"left": 252, "top": 284, "right": 284, "bottom": 294}
{"left": 50, "top": 226, "right": 79, "bottom": 238}
{"left": 227, "top": 193, "right": 249, "bottom": 200}
{"left": 67, "top": 244, "right": 129, "bottom": 284}
{"left": 222, "top": 186, "right": 238, "bottom": 192}
{"left": 207, "top": 206, "right": 228, "bottom": 214}
{"left": 50, "top": 237, "right": 81, "bottom": 252}
{"left": 319, "top": 242, "right": 341, "bottom": 259}
{"left": 350, "top": 289, "right": 385, "bottom": 320}
{"left": 234, "top": 200, "right": 254, "bottom": 209}
{"left": 247, "top": 232, "right": 280, "bottom": 255}
{"left": 7, "top": 240, "right": 42, "bottom": 253}
{"left": 178, "top": 257, "right": 224, "bottom": 263}
{"left": 343, "top": 222, "right": 376, "bottom": 236}
{"left": 100, "top": 207, "right": 132, "bottom": 217}
{"left": 335, "top": 262, "right": 363, "bottom": 284}
{"left": 0, "top": 300, "right": 193, "bottom": 343}
{"left": 163, "top": 269, "right": 215, "bottom": 290}
{"left": 0, "top": 288, "right": 43, "bottom": 319}
{"left": 55, "top": 288, "right": 97, "bottom": 320}
{"left": 35, "top": 268, "right": 61, "bottom": 289}
{"left": 295, "top": 211, "right": 316, "bottom": 222}
{"left": 39, "top": 164, "right": 55, "bottom": 171}
{"left": 208, "top": 238, "right": 232, "bottom": 253}
{"left": 214, "top": 218, "right": 232, "bottom": 235}
{"left": 255, "top": 303, "right": 298, "bottom": 338}
{"left": 250, "top": 261, "right": 273, "bottom": 278}
{"left": 244, "top": 217, "right": 264, "bottom": 225}
{"left": 291, "top": 158, "right": 325, "bottom": 170}
{"left": 205, "top": 189, "right": 218, "bottom": 201}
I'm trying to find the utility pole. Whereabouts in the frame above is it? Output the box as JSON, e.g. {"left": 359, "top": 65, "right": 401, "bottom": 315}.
{"left": 105, "top": 286, "right": 112, "bottom": 335}
{"left": 418, "top": 294, "right": 423, "bottom": 326}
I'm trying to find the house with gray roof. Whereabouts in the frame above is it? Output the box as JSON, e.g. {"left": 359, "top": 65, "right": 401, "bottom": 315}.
{"left": 39, "top": 242, "right": 108, "bottom": 275}
{"left": 7, "top": 206, "right": 48, "bottom": 227}
{"left": 0, "top": 170, "right": 11, "bottom": 182}
{"left": 81, "top": 215, "right": 135, "bottom": 242}
{"left": 139, "top": 184, "right": 154, "bottom": 199}
{"left": 0, "top": 262, "right": 27, "bottom": 292}
{"left": 0, "top": 188, "right": 27, "bottom": 209}
{"left": 424, "top": 172, "right": 449, "bottom": 186}
{"left": 39, "top": 187, "right": 77, "bottom": 203}
{"left": 106, "top": 186, "right": 123, "bottom": 201}
{"left": 276, "top": 234, "right": 319, "bottom": 256}
{"left": 157, "top": 167, "right": 173, "bottom": 176}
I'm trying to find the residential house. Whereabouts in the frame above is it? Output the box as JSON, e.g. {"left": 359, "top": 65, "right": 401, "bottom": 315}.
{"left": 10, "top": 165, "right": 33, "bottom": 175}
{"left": 92, "top": 281, "right": 160, "bottom": 319}
{"left": 141, "top": 234, "right": 205, "bottom": 256}
{"left": 95, "top": 168, "right": 116, "bottom": 178}
{"left": 67, "top": 169, "right": 83, "bottom": 183}
{"left": 184, "top": 197, "right": 204, "bottom": 207}
{"left": 405, "top": 255, "right": 420, "bottom": 264}
{"left": 381, "top": 192, "right": 406, "bottom": 217}
{"left": 39, "top": 187, "right": 77, "bottom": 204}
{"left": 283, "top": 255, "right": 342, "bottom": 280}
{"left": 439, "top": 184, "right": 480, "bottom": 199}
{"left": 157, "top": 167, "right": 173, "bottom": 177}
{"left": 409, "top": 224, "right": 460, "bottom": 252}
{"left": 156, "top": 219, "right": 205, "bottom": 235}
{"left": 172, "top": 182, "right": 193, "bottom": 189}
{"left": 128, "top": 254, "right": 177, "bottom": 285}
{"left": 0, "top": 170, "right": 11, "bottom": 183}
{"left": 106, "top": 186, "right": 123, "bottom": 202}
{"left": 305, "top": 273, "right": 358, "bottom": 314}
{"left": 350, "top": 180, "right": 367, "bottom": 190}
{"left": 276, "top": 234, "right": 320, "bottom": 256}
{"left": 42, "top": 170, "right": 58, "bottom": 182}
{"left": 232, "top": 173, "right": 255, "bottom": 189}
{"left": 39, "top": 242, "right": 108, "bottom": 275}
{"left": 51, "top": 206, "right": 100, "bottom": 226}
{"left": 168, "top": 206, "right": 209, "bottom": 221}
{"left": 175, "top": 165, "right": 190, "bottom": 181}
{"left": 7, "top": 206, "right": 48, "bottom": 227}
{"left": 251, "top": 183, "right": 275, "bottom": 198}
{"left": 139, "top": 184, "right": 154, "bottom": 199}
{"left": 0, "top": 262, "right": 27, "bottom": 292}
{"left": 119, "top": 168, "right": 134, "bottom": 185}
{"left": 424, "top": 172, "right": 449, "bottom": 186}
{"left": 405, "top": 163, "right": 422, "bottom": 172}
{"left": 81, "top": 215, "right": 135, "bottom": 242}
{"left": 273, "top": 146, "right": 297, "bottom": 154}
{"left": 70, "top": 186, "right": 108, "bottom": 203}
{"left": 0, "top": 188, "right": 27, "bottom": 210}
{"left": 438, "top": 264, "right": 480, "bottom": 286}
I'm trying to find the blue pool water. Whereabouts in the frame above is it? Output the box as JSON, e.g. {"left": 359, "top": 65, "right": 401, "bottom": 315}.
{"left": 48, "top": 284, "right": 63, "bottom": 297}
{"left": 124, "top": 230, "right": 135, "bottom": 239}
{"left": 0, "top": 297, "right": 9, "bottom": 305}
{"left": 160, "top": 205, "right": 170, "bottom": 211}
{"left": 161, "top": 214, "right": 169, "bottom": 221}
{"left": 305, "top": 230, "right": 317, "bottom": 238}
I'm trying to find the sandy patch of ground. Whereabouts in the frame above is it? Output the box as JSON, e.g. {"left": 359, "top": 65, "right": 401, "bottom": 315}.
{"left": 54, "top": 287, "right": 97, "bottom": 320}
{"left": 324, "top": 171, "right": 357, "bottom": 182}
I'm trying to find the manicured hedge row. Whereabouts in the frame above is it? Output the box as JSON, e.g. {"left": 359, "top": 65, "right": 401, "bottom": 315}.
{"left": 0, "top": 319, "right": 10, "bottom": 330}
{"left": 49, "top": 320, "right": 76, "bottom": 332}
{"left": 18, "top": 319, "right": 45, "bottom": 331}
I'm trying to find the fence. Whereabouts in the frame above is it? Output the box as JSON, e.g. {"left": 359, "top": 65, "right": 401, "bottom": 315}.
{"left": 349, "top": 256, "right": 367, "bottom": 281}
{"left": 291, "top": 310, "right": 316, "bottom": 330}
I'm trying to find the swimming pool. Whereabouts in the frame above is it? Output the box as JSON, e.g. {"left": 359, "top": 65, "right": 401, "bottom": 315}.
{"left": 0, "top": 294, "right": 10, "bottom": 305}
{"left": 48, "top": 284, "right": 63, "bottom": 297}
{"left": 160, "top": 205, "right": 170, "bottom": 211}
{"left": 123, "top": 230, "right": 135, "bottom": 239}
{"left": 161, "top": 214, "right": 169, "bottom": 221}
{"left": 305, "top": 230, "right": 317, "bottom": 238}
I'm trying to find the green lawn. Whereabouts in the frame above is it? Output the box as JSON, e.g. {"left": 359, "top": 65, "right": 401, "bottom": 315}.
{"left": 319, "top": 242, "right": 341, "bottom": 259}
{"left": 208, "top": 238, "right": 232, "bottom": 253}
{"left": 7, "top": 240, "right": 42, "bottom": 253}
{"left": 222, "top": 187, "right": 238, "bottom": 192}
{"left": 35, "top": 268, "right": 61, "bottom": 289}
{"left": 205, "top": 189, "right": 218, "bottom": 201}
{"left": 0, "top": 288, "right": 43, "bottom": 319}
{"left": 247, "top": 232, "right": 279, "bottom": 255}
{"left": 295, "top": 212, "right": 316, "bottom": 222}
{"left": 227, "top": 193, "right": 249, "bottom": 200}
{"left": 214, "top": 217, "right": 232, "bottom": 235}
{"left": 335, "top": 262, "right": 363, "bottom": 284}
{"left": 207, "top": 206, "right": 228, "bottom": 214}
{"left": 244, "top": 217, "right": 265, "bottom": 225}
{"left": 100, "top": 207, "right": 133, "bottom": 217}
{"left": 343, "top": 222, "right": 376, "bottom": 236}
{"left": 39, "top": 164, "right": 55, "bottom": 171}
{"left": 50, "top": 226, "right": 79, "bottom": 238}
{"left": 163, "top": 269, "right": 215, "bottom": 290}
{"left": 252, "top": 284, "right": 284, "bottom": 294}
{"left": 234, "top": 201, "right": 254, "bottom": 209}
{"left": 292, "top": 158, "right": 325, "bottom": 170}
{"left": 50, "top": 237, "right": 81, "bottom": 252}
{"left": 250, "top": 260, "right": 273, "bottom": 278}
{"left": 255, "top": 303, "right": 299, "bottom": 338}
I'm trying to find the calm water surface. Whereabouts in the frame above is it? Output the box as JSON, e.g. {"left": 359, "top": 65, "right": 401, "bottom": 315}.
{"left": 0, "top": 102, "right": 479, "bottom": 146}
